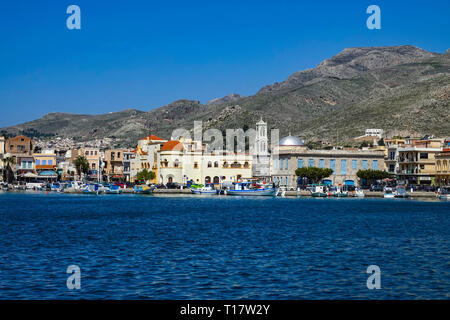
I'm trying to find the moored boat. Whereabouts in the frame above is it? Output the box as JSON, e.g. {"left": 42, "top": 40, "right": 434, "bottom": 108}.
{"left": 383, "top": 187, "right": 395, "bottom": 198}
{"left": 105, "top": 184, "right": 123, "bottom": 194}
{"left": 439, "top": 186, "right": 450, "bottom": 200}
{"left": 133, "top": 185, "right": 152, "bottom": 194}
{"left": 395, "top": 186, "right": 409, "bottom": 198}
{"left": 83, "top": 184, "right": 103, "bottom": 194}
{"left": 191, "top": 184, "right": 217, "bottom": 195}
{"left": 309, "top": 184, "right": 329, "bottom": 197}
{"left": 226, "top": 182, "right": 278, "bottom": 196}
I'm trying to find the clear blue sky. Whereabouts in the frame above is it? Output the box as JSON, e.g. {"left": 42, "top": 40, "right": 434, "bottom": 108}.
{"left": 0, "top": 0, "right": 449, "bottom": 127}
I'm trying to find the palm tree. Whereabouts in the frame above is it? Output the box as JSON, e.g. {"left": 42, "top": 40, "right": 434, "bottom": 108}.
{"left": 2, "top": 156, "right": 16, "bottom": 183}
{"left": 73, "top": 156, "right": 90, "bottom": 179}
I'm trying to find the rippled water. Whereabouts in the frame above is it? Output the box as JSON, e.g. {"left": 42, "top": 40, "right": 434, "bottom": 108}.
{"left": 0, "top": 192, "right": 449, "bottom": 299}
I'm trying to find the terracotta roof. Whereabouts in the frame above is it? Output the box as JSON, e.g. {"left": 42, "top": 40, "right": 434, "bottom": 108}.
{"left": 140, "top": 134, "right": 164, "bottom": 141}
{"left": 161, "top": 140, "right": 184, "bottom": 151}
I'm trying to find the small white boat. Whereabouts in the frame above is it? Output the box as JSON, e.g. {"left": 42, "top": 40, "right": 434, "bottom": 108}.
{"left": 353, "top": 188, "right": 365, "bottom": 197}
{"left": 191, "top": 185, "right": 217, "bottom": 195}
{"left": 309, "top": 185, "right": 329, "bottom": 197}
{"left": 395, "top": 186, "right": 409, "bottom": 198}
{"left": 105, "top": 185, "right": 122, "bottom": 194}
{"left": 439, "top": 186, "right": 450, "bottom": 200}
{"left": 383, "top": 187, "right": 395, "bottom": 198}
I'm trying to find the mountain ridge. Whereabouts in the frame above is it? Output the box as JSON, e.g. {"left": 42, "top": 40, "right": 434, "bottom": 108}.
{"left": 2, "top": 45, "right": 449, "bottom": 147}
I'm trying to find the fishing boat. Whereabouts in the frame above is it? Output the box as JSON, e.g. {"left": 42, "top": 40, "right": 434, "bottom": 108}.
{"left": 439, "top": 186, "right": 450, "bottom": 200}
{"left": 332, "top": 186, "right": 348, "bottom": 198}
{"left": 105, "top": 184, "right": 123, "bottom": 194}
{"left": 395, "top": 186, "right": 409, "bottom": 198}
{"left": 133, "top": 185, "right": 152, "bottom": 194}
{"left": 309, "top": 184, "right": 329, "bottom": 197}
{"left": 383, "top": 187, "right": 395, "bottom": 198}
{"left": 226, "top": 182, "right": 278, "bottom": 196}
{"left": 353, "top": 188, "right": 365, "bottom": 197}
{"left": 191, "top": 184, "right": 217, "bottom": 195}
{"left": 83, "top": 184, "right": 103, "bottom": 195}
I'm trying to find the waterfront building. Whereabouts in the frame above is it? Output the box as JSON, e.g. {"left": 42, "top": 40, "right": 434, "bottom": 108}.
{"left": 122, "top": 150, "right": 134, "bottom": 182}
{"left": 436, "top": 139, "right": 450, "bottom": 186}
{"left": 131, "top": 134, "right": 167, "bottom": 183}
{"left": 271, "top": 135, "right": 385, "bottom": 188}
{"left": 384, "top": 138, "right": 405, "bottom": 174}
{"left": 397, "top": 137, "right": 443, "bottom": 185}
{"left": 157, "top": 138, "right": 252, "bottom": 185}
{"left": 103, "top": 149, "right": 126, "bottom": 182}
{"left": 33, "top": 151, "right": 57, "bottom": 174}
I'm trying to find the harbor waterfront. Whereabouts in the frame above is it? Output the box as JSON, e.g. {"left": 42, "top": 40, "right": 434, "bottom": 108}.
{"left": 0, "top": 192, "right": 448, "bottom": 299}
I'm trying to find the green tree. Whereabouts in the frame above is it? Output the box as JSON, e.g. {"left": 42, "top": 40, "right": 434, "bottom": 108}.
{"left": 295, "top": 167, "right": 333, "bottom": 183}
{"left": 377, "top": 138, "right": 385, "bottom": 146}
{"left": 136, "top": 169, "right": 156, "bottom": 182}
{"left": 2, "top": 156, "right": 16, "bottom": 183}
{"left": 356, "top": 169, "right": 391, "bottom": 185}
{"left": 73, "top": 156, "right": 90, "bottom": 177}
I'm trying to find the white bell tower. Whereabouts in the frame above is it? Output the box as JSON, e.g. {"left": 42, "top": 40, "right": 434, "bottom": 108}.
{"left": 252, "top": 119, "right": 270, "bottom": 178}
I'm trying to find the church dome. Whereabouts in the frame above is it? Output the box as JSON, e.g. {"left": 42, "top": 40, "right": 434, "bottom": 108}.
{"left": 279, "top": 135, "right": 305, "bottom": 146}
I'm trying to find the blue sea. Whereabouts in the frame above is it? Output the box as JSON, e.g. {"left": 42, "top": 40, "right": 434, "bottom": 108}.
{"left": 0, "top": 192, "right": 449, "bottom": 299}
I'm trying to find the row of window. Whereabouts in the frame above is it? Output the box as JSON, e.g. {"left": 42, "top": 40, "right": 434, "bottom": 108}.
{"left": 273, "top": 176, "right": 289, "bottom": 185}
{"left": 298, "top": 158, "right": 378, "bottom": 173}
{"left": 35, "top": 159, "right": 54, "bottom": 165}
{"left": 276, "top": 158, "right": 379, "bottom": 174}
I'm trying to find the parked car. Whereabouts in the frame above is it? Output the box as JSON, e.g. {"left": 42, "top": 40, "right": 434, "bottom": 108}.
{"left": 370, "top": 184, "right": 383, "bottom": 192}
{"left": 114, "top": 182, "right": 127, "bottom": 188}
{"left": 166, "top": 182, "right": 180, "bottom": 189}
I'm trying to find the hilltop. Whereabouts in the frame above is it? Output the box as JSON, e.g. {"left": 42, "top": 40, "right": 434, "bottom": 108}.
{"left": 2, "top": 45, "right": 449, "bottom": 146}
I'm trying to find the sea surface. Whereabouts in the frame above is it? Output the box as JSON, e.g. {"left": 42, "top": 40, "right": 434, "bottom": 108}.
{"left": 0, "top": 192, "right": 449, "bottom": 299}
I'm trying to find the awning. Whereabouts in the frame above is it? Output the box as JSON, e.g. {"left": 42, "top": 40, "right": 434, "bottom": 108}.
{"left": 345, "top": 180, "right": 355, "bottom": 186}
{"left": 39, "top": 170, "right": 58, "bottom": 177}
{"left": 322, "top": 179, "right": 332, "bottom": 185}
{"left": 23, "top": 172, "right": 39, "bottom": 178}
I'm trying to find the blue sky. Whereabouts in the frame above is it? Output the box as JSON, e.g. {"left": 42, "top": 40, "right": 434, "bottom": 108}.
{"left": 0, "top": 0, "right": 449, "bottom": 127}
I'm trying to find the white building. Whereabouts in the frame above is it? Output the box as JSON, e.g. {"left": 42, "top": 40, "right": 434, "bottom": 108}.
{"left": 157, "top": 138, "right": 253, "bottom": 185}
{"left": 365, "top": 129, "right": 384, "bottom": 139}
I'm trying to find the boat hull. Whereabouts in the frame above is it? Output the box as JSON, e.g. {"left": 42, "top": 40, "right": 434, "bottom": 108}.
{"left": 226, "top": 188, "right": 278, "bottom": 196}
{"left": 311, "top": 192, "right": 328, "bottom": 197}
{"left": 191, "top": 189, "right": 217, "bottom": 195}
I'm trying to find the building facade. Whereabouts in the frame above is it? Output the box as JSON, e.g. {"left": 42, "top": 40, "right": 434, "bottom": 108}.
{"left": 103, "top": 149, "right": 126, "bottom": 181}
{"left": 157, "top": 138, "right": 252, "bottom": 185}
{"left": 271, "top": 135, "right": 385, "bottom": 188}
{"left": 436, "top": 139, "right": 450, "bottom": 186}
{"left": 397, "top": 137, "right": 443, "bottom": 185}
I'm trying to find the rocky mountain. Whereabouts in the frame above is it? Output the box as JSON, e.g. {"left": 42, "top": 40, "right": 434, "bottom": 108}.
{"left": 2, "top": 45, "right": 449, "bottom": 147}
{"left": 206, "top": 94, "right": 244, "bottom": 106}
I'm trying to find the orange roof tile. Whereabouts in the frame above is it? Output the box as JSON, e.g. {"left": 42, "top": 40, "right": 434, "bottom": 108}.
{"left": 140, "top": 134, "right": 164, "bottom": 141}
{"left": 161, "top": 140, "right": 184, "bottom": 151}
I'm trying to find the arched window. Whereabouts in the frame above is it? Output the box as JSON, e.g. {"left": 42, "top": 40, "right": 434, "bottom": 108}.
{"left": 223, "top": 161, "right": 228, "bottom": 168}
{"left": 174, "top": 159, "right": 180, "bottom": 168}
{"left": 244, "top": 161, "right": 249, "bottom": 168}
{"left": 213, "top": 176, "right": 220, "bottom": 184}
{"left": 214, "top": 161, "right": 218, "bottom": 168}
{"left": 207, "top": 161, "right": 212, "bottom": 168}
{"left": 205, "top": 176, "right": 211, "bottom": 184}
